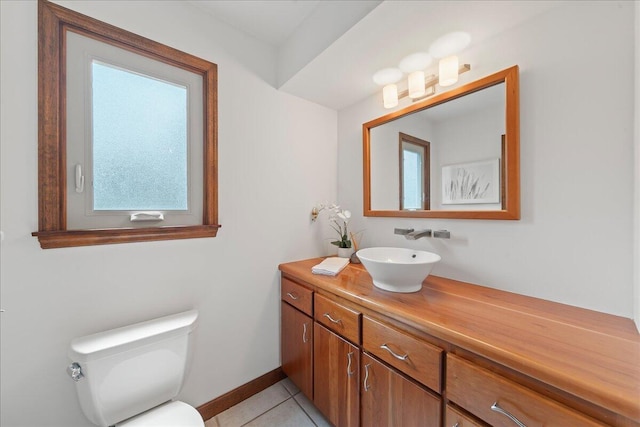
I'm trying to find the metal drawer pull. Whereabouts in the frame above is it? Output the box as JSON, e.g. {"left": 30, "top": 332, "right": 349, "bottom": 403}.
{"left": 302, "top": 323, "right": 308, "bottom": 343}
{"left": 347, "top": 352, "right": 355, "bottom": 377}
{"left": 452, "top": 424, "right": 459, "bottom": 427}
{"left": 286, "top": 292, "right": 299, "bottom": 300}
{"left": 363, "top": 363, "right": 371, "bottom": 391}
{"left": 490, "top": 402, "right": 527, "bottom": 427}
{"left": 380, "top": 344, "right": 409, "bottom": 361}
{"left": 323, "top": 313, "right": 342, "bottom": 324}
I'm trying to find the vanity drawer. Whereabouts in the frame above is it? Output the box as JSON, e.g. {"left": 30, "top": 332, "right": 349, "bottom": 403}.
{"left": 445, "top": 404, "right": 487, "bottom": 427}
{"left": 281, "top": 277, "right": 313, "bottom": 316}
{"left": 446, "top": 354, "right": 607, "bottom": 427}
{"left": 363, "top": 316, "right": 442, "bottom": 393}
{"left": 314, "top": 293, "right": 361, "bottom": 345}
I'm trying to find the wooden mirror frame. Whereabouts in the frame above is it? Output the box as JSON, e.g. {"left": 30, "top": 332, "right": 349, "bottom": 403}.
{"left": 363, "top": 65, "right": 519, "bottom": 220}
{"left": 33, "top": 0, "right": 220, "bottom": 248}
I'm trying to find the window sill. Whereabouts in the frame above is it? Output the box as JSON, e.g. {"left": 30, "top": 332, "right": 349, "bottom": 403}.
{"left": 32, "top": 224, "right": 221, "bottom": 249}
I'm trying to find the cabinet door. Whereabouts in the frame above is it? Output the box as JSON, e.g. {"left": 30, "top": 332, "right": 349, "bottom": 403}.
{"left": 314, "top": 323, "right": 360, "bottom": 427}
{"left": 361, "top": 353, "right": 441, "bottom": 427}
{"left": 281, "top": 302, "right": 313, "bottom": 399}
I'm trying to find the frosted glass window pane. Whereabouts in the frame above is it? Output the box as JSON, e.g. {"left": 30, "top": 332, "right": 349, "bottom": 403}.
{"left": 92, "top": 61, "right": 188, "bottom": 211}
{"left": 403, "top": 150, "right": 421, "bottom": 209}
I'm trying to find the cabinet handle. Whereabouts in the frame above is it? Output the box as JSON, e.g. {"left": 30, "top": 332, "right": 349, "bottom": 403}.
{"left": 363, "top": 363, "right": 371, "bottom": 391}
{"left": 380, "top": 344, "right": 409, "bottom": 361}
{"left": 347, "top": 352, "right": 355, "bottom": 377}
{"left": 286, "top": 292, "right": 299, "bottom": 300}
{"left": 323, "top": 313, "right": 342, "bottom": 324}
{"left": 302, "top": 323, "right": 309, "bottom": 343}
{"left": 490, "top": 402, "right": 527, "bottom": 427}
{"left": 452, "top": 424, "right": 459, "bottom": 427}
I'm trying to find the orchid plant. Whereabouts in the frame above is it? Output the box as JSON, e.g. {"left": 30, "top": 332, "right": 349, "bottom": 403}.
{"left": 311, "top": 203, "right": 352, "bottom": 248}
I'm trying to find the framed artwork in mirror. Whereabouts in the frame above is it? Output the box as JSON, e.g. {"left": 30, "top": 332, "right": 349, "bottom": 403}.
{"left": 442, "top": 158, "right": 500, "bottom": 205}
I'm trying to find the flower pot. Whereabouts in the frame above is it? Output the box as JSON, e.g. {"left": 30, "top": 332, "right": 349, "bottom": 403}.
{"left": 337, "top": 247, "right": 355, "bottom": 259}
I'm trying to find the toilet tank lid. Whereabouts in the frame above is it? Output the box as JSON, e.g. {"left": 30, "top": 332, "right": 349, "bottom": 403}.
{"left": 69, "top": 309, "right": 198, "bottom": 363}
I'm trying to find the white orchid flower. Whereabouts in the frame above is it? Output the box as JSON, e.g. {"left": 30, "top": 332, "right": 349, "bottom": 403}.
{"left": 337, "top": 210, "right": 351, "bottom": 222}
{"left": 311, "top": 203, "right": 353, "bottom": 249}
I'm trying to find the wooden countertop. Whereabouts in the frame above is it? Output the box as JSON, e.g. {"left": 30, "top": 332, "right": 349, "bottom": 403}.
{"left": 279, "top": 258, "right": 640, "bottom": 424}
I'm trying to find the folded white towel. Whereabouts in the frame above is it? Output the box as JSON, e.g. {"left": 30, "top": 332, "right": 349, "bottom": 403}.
{"left": 312, "top": 257, "right": 350, "bottom": 276}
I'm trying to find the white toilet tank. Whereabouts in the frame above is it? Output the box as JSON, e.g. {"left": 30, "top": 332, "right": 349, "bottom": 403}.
{"left": 68, "top": 310, "right": 199, "bottom": 427}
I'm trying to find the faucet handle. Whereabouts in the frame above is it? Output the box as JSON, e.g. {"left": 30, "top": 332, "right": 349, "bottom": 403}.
{"left": 433, "top": 230, "right": 451, "bottom": 239}
{"left": 394, "top": 228, "right": 414, "bottom": 235}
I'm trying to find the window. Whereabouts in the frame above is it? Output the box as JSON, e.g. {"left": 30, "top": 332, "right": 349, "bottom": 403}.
{"left": 34, "top": 0, "right": 219, "bottom": 248}
{"left": 66, "top": 32, "right": 203, "bottom": 229}
{"left": 90, "top": 61, "right": 189, "bottom": 213}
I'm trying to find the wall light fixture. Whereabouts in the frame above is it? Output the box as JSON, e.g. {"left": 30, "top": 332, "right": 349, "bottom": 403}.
{"left": 373, "top": 32, "right": 471, "bottom": 108}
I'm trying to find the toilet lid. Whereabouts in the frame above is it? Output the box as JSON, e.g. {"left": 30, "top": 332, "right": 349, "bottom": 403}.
{"left": 117, "top": 401, "right": 204, "bottom": 427}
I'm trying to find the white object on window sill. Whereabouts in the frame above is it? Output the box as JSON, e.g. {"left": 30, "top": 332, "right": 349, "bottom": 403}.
{"left": 130, "top": 212, "right": 165, "bottom": 222}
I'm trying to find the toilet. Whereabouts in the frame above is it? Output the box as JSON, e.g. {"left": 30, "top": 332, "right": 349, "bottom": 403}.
{"left": 67, "top": 309, "right": 204, "bottom": 427}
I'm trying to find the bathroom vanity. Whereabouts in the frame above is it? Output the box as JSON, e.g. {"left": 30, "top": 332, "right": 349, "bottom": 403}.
{"left": 279, "top": 258, "right": 640, "bottom": 427}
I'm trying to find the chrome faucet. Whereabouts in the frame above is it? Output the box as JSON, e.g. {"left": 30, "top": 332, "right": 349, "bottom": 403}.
{"left": 405, "top": 229, "right": 432, "bottom": 240}
{"left": 394, "top": 227, "right": 449, "bottom": 240}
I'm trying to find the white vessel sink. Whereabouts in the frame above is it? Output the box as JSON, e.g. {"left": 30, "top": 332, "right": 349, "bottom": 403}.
{"left": 357, "top": 247, "right": 441, "bottom": 293}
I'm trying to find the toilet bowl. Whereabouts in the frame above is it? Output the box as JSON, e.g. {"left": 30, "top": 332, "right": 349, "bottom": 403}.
{"left": 67, "top": 310, "right": 203, "bottom": 427}
{"left": 117, "top": 401, "right": 202, "bottom": 426}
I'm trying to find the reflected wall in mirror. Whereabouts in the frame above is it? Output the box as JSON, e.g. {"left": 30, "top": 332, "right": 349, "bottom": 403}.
{"left": 363, "top": 65, "right": 519, "bottom": 220}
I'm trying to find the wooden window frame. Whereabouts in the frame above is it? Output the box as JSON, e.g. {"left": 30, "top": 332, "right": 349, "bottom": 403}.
{"left": 33, "top": 0, "right": 220, "bottom": 249}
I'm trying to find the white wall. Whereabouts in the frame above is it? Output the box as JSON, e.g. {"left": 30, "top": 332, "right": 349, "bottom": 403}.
{"left": 339, "top": 1, "right": 636, "bottom": 317}
{"left": 0, "top": 1, "right": 337, "bottom": 426}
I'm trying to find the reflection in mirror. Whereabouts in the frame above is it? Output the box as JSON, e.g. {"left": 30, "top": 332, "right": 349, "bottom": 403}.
{"left": 363, "top": 66, "right": 519, "bottom": 220}
{"left": 399, "top": 133, "right": 430, "bottom": 210}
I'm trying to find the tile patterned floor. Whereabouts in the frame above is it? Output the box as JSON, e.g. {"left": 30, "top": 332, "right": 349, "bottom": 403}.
{"left": 204, "top": 378, "right": 331, "bottom": 427}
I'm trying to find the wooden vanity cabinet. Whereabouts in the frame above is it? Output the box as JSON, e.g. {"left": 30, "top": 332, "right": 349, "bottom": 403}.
{"left": 361, "top": 352, "right": 441, "bottom": 427}
{"left": 314, "top": 323, "right": 360, "bottom": 427}
{"left": 279, "top": 260, "right": 640, "bottom": 427}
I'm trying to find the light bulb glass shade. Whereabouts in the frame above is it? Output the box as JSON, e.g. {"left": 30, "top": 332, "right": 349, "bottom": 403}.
{"left": 399, "top": 52, "right": 432, "bottom": 73}
{"left": 408, "top": 71, "right": 426, "bottom": 99}
{"left": 439, "top": 56, "right": 459, "bottom": 87}
{"left": 383, "top": 84, "right": 398, "bottom": 108}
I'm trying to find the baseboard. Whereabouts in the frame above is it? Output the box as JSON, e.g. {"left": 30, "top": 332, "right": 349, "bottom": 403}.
{"left": 196, "top": 367, "right": 286, "bottom": 421}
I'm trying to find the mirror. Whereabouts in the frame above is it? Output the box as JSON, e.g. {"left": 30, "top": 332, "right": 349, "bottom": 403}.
{"left": 363, "top": 65, "right": 519, "bottom": 219}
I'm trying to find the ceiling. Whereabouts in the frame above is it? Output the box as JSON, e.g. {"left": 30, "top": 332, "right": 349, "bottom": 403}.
{"left": 189, "top": 1, "right": 321, "bottom": 46}
{"left": 189, "top": 1, "right": 566, "bottom": 110}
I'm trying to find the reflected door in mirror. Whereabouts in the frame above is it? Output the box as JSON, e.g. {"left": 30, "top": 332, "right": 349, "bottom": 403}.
{"left": 400, "top": 133, "right": 430, "bottom": 210}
